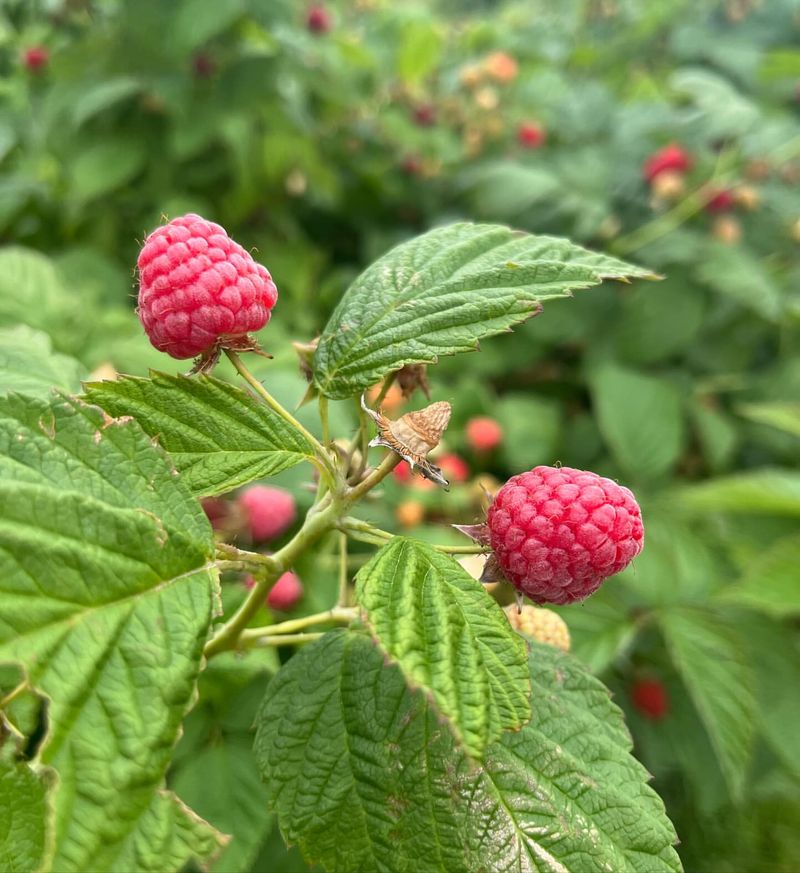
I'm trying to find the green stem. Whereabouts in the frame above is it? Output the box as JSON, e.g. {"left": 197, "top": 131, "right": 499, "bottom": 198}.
{"left": 338, "top": 531, "right": 349, "bottom": 606}
{"left": 347, "top": 452, "right": 401, "bottom": 503}
{"left": 339, "top": 517, "right": 488, "bottom": 554}
{"left": 248, "top": 632, "right": 325, "bottom": 648}
{"left": 0, "top": 681, "right": 29, "bottom": 710}
{"left": 373, "top": 372, "right": 397, "bottom": 407}
{"left": 204, "top": 499, "right": 340, "bottom": 657}
{"left": 239, "top": 606, "right": 357, "bottom": 644}
{"left": 319, "top": 395, "right": 330, "bottom": 446}
{"left": 225, "top": 349, "right": 335, "bottom": 482}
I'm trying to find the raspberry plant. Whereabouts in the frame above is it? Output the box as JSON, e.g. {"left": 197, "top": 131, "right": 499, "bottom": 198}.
{"left": 0, "top": 218, "right": 683, "bottom": 873}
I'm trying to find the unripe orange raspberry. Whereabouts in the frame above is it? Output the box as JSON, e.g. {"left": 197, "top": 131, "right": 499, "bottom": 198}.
{"left": 503, "top": 605, "right": 571, "bottom": 651}
{"left": 396, "top": 500, "right": 425, "bottom": 528}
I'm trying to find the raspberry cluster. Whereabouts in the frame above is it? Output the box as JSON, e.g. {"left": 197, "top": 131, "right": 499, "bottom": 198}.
{"left": 137, "top": 213, "right": 277, "bottom": 360}
{"left": 487, "top": 465, "right": 643, "bottom": 605}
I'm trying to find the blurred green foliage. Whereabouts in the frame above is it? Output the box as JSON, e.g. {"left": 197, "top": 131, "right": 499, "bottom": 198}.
{"left": 2, "top": 0, "right": 800, "bottom": 871}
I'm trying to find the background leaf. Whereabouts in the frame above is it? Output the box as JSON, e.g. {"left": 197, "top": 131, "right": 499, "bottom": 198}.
{"left": 0, "top": 392, "right": 218, "bottom": 872}
{"left": 83, "top": 372, "right": 316, "bottom": 496}
{"left": 254, "top": 630, "right": 681, "bottom": 873}
{"left": 719, "top": 534, "right": 800, "bottom": 617}
{"left": 0, "top": 750, "right": 54, "bottom": 873}
{"left": 355, "top": 538, "right": 530, "bottom": 759}
{"left": 313, "top": 223, "right": 654, "bottom": 399}
{"left": 0, "top": 325, "right": 83, "bottom": 398}
{"left": 659, "top": 609, "right": 756, "bottom": 801}
{"left": 591, "top": 364, "right": 685, "bottom": 480}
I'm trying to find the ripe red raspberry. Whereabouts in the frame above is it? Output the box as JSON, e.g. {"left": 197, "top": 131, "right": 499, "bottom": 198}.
{"left": 137, "top": 214, "right": 277, "bottom": 361}
{"left": 306, "top": 5, "right": 331, "bottom": 34}
{"left": 643, "top": 143, "right": 692, "bottom": 182}
{"left": 22, "top": 46, "right": 49, "bottom": 72}
{"left": 517, "top": 121, "right": 546, "bottom": 149}
{"left": 437, "top": 453, "right": 470, "bottom": 484}
{"left": 237, "top": 485, "right": 296, "bottom": 542}
{"left": 466, "top": 416, "right": 503, "bottom": 452}
{"left": 487, "top": 466, "right": 644, "bottom": 605}
{"left": 267, "top": 571, "right": 303, "bottom": 610}
{"left": 631, "top": 678, "right": 669, "bottom": 720}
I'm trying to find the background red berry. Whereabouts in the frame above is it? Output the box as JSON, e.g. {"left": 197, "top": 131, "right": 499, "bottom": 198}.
{"left": 267, "top": 571, "right": 303, "bottom": 610}
{"left": 23, "top": 46, "right": 49, "bottom": 72}
{"left": 137, "top": 213, "right": 277, "bottom": 360}
{"left": 643, "top": 143, "right": 692, "bottom": 182}
{"left": 437, "top": 453, "right": 470, "bottom": 484}
{"left": 631, "top": 678, "right": 669, "bottom": 720}
{"left": 517, "top": 121, "right": 546, "bottom": 148}
{"left": 466, "top": 416, "right": 503, "bottom": 452}
{"left": 237, "top": 485, "right": 296, "bottom": 542}
{"left": 704, "top": 188, "right": 736, "bottom": 213}
{"left": 412, "top": 104, "right": 437, "bottom": 127}
{"left": 306, "top": 5, "right": 331, "bottom": 34}
{"left": 487, "top": 465, "right": 644, "bottom": 604}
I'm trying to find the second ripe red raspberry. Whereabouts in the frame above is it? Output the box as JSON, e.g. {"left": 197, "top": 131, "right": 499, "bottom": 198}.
{"left": 487, "top": 465, "right": 644, "bottom": 605}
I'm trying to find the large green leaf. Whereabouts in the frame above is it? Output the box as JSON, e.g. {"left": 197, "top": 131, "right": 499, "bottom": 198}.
{"left": 355, "top": 538, "right": 530, "bottom": 760}
{"left": 0, "top": 325, "right": 83, "bottom": 398}
{"left": 719, "top": 533, "right": 800, "bottom": 616}
{"left": 591, "top": 364, "right": 685, "bottom": 480}
{"left": 255, "top": 630, "right": 681, "bottom": 873}
{"left": 0, "top": 392, "right": 219, "bottom": 872}
{"left": 313, "top": 223, "right": 655, "bottom": 400}
{"left": 0, "top": 750, "right": 54, "bottom": 873}
{"left": 83, "top": 372, "right": 316, "bottom": 496}
{"left": 111, "top": 790, "right": 225, "bottom": 873}
{"left": 659, "top": 609, "right": 756, "bottom": 801}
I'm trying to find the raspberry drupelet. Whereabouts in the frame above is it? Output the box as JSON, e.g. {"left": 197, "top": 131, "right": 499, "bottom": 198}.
{"left": 487, "top": 465, "right": 644, "bottom": 605}
{"left": 137, "top": 213, "right": 277, "bottom": 365}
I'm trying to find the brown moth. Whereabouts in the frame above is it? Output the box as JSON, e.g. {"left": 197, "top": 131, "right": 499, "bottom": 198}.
{"left": 361, "top": 394, "right": 452, "bottom": 487}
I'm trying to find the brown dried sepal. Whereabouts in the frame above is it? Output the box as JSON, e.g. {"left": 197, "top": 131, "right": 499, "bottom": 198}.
{"left": 189, "top": 334, "right": 272, "bottom": 375}
{"left": 396, "top": 364, "right": 431, "bottom": 401}
{"left": 361, "top": 394, "right": 452, "bottom": 488}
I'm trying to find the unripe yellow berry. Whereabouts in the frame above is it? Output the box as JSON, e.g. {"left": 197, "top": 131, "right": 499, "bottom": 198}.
{"left": 503, "top": 605, "right": 571, "bottom": 652}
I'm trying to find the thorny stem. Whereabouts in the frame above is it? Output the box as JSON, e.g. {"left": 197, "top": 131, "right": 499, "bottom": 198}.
{"left": 225, "top": 349, "right": 335, "bottom": 484}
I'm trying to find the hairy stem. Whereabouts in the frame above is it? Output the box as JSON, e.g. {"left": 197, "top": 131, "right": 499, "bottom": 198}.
{"left": 248, "top": 632, "right": 325, "bottom": 648}
{"left": 347, "top": 451, "right": 401, "bottom": 503}
{"left": 239, "top": 606, "right": 357, "bottom": 644}
{"left": 340, "top": 517, "right": 489, "bottom": 554}
{"left": 225, "top": 349, "right": 335, "bottom": 482}
{"left": 204, "top": 499, "right": 340, "bottom": 657}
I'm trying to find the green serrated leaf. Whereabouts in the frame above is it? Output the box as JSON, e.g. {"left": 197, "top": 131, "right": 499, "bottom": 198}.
{"left": 659, "top": 609, "right": 756, "bottom": 801}
{"left": 83, "top": 371, "right": 316, "bottom": 496}
{"left": 719, "top": 533, "right": 800, "bottom": 616}
{"left": 255, "top": 629, "right": 681, "bottom": 873}
{"left": 313, "top": 223, "right": 654, "bottom": 400}
{"left": 0, "top": 750, "right": 54, "bottom": 873}
{"left": 355, "top": 538, "right": 530, "bottom": 760}
{"left": 0, "top": 325, "right": 83, "bottom": 398}
{"left": 172, "top": 740, "right": 272, "bottom": 873}
{"left": 591, "top": 364, "right": 685, "bottom": 480}
{"left": 0, "top": 392, "right": 216, "bottom": 872}
{"left": 112, "top": 789, "right": 226, "bottom": 873}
